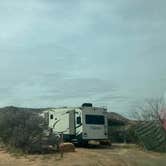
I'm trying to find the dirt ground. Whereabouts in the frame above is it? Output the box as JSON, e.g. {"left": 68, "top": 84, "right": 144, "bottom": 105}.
{"left": 0, "top": 144, "right": 166, "bottom": 166}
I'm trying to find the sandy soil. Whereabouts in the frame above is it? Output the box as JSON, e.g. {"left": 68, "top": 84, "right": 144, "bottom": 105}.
{"left": 0, "top": 144, "right": 166, "bottom": 166}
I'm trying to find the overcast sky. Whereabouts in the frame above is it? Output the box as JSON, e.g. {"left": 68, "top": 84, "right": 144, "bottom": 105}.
{"left": 0, "top": 0, "right": 166, "bottom": 114}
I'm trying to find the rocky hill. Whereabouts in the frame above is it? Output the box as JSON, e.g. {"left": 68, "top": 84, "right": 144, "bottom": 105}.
{"left": 0, "top": 106, "right": 47, "bottom": 113}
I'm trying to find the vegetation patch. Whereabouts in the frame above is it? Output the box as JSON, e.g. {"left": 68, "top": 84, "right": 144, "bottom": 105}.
{"left": 0, "top": 108, "right": 58, "bottom": 154}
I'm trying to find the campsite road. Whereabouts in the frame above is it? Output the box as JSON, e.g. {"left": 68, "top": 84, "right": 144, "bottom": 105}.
{"left": 0, "top": 144, "right": 166, "bottom": 166}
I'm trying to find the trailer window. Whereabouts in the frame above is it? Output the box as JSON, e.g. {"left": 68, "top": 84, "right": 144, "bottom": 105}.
{"left": 50, "top": 114, "right": 53, "bottom": 119}
{"left": 77, "top": 117, "right": 81, "bottom": 124}
{"left": 85, "top": 115, "right": 105, "bottom": 125}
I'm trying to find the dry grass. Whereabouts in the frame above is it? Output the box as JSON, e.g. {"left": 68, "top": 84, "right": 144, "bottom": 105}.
{"left": 0, "top": 144, "right": 166, "bottom": 166}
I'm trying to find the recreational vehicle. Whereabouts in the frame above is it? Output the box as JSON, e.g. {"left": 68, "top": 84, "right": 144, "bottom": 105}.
{"left": 44, "top": 103, "right": 108, "bottom": 144}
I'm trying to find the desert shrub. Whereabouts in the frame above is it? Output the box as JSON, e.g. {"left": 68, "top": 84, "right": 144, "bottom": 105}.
{"left": 0, "top": 109, "right": 45, "bottom": 153}
{"left": 108, "top": 125, "right": 125, "bottom": 142}
{"left": 108, "top": 124, "right": 139, "bottom": 143}
{"left": 125, "top": 125, "right": 139, "bottom": 143}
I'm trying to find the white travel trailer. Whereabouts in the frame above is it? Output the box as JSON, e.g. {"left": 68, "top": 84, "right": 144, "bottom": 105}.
{"left": 45, "top": 103, "right": 108, "bottom": 144}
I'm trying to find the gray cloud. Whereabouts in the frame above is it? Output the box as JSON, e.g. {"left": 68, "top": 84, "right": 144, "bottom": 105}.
{"left": 0, "top": 0, "right": 166, "bottom": 114}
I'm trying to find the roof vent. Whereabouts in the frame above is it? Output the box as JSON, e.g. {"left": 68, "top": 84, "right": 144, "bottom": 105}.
{"left": 82, "top": 103, "right": 93, "bottom": 107}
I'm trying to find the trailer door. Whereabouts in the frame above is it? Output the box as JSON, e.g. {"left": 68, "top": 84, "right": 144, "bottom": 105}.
{"left": 69, "top": 110, "right": 76, "bottom": 135}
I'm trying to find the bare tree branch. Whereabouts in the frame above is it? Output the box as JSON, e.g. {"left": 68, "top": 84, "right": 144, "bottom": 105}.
{"left": 131, "top": 97, "right": 165, "bottom": 121}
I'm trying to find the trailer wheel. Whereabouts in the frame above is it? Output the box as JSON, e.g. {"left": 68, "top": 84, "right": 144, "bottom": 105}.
{"left": 82, "top": 140, "right": 89, "bottom": 147}
{"left": 99, "top": 140, "right": 112, "bottom": 146}
{"left": 78, "top": 140, "right": 88, "bottom": 147}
